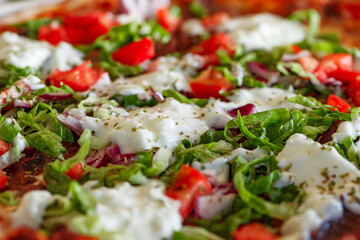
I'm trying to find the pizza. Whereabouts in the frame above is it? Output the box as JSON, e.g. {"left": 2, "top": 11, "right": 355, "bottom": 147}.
{"left": 0, "top": 0, "right": 360, "bottom": 239}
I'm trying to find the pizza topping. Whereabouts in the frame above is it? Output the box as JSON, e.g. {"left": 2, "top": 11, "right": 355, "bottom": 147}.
{"left": 232, "top": 223, "right": 277, "bottom": 240}
{"left": 0, "top": 32, "right": 52, "bottom": 69}
{"left": 165, "top": 164, "right": 212, "bottom": 219}
{"left": 48, "top": 61, "right": 102, "bottom": 92}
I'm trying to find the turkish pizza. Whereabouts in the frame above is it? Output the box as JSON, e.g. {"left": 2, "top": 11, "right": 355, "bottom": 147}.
{"left": 1, "top": 0, "right": 360, "bottom": 239}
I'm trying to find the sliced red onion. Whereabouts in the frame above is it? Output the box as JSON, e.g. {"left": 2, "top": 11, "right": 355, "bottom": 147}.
{"left": 282, "top": 50, "right": 311, "bottom": 62}
{"left": 149, "top": 87, "right": 164, "bottom": 102}
{"left": 14, "top": 99, "right": 33, "bottom": 108}
{"left": 57, "top": 114, "right": 83, "bottom": 136}
{"left": 247, "top": 62, "right": 279, "bottom": 84}
{"left": 194, "top": 184, "right": 237, "bottom": 220}
{"left": 85, "top": 144, "right": 137, "bottom": 168}
{"left": 228, "top": 103, "right": 256, "bottom": 118}
{"left": 38, "top": 92, "right": 73, "bottom": 102}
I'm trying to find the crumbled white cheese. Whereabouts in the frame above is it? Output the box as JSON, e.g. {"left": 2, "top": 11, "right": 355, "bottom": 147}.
{"left": 90, "top": 181, "right": 182, "bottom": 240}
{"left": 332, "top": 116, "right": 360, "bottom": 143}
{"left": 0, "top": 32, "right": 51, "bottom": 69}
{"left": 277, "top": 134, "right": 360, "bottom": 239}
{"left": 217, "top": 13, "right": 306, "bottom": 51}
{"left": 227, "top": 87, "right": 303, "bottom": 112}
{"left": 80, "top": 98, "right": 235, "bottom": 154}
{"left": 42, "top": 41, "right": 83, "bottom": 74}
{"left": 12, "top": 190, "right": 54, "bottom": 229}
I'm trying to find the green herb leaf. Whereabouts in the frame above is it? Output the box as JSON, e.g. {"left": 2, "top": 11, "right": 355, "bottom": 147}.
{"left": 189, "top": 1, "right": 209, "bottom": 18}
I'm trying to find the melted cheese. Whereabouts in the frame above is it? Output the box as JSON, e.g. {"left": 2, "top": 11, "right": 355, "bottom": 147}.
{"left": 227, "top": 87, "right": 303, "bottom": 112}
{"left": 0, "top": 32, "right": 52, "bottom": 69}
{"left": 217, "top": 13, "right": 306, "bottom": 51}
{"left": 80, "top": 98, "right": 235, "bottom": 154}
{"left": 90, "top": 181, "right": 181, "bottom": 240}
{"left": 278, "top": 134, "right": 360, "bottom": 239}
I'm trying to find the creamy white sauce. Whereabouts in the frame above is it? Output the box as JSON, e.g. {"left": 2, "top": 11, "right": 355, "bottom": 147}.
{"left": 332, "top": 116, "right": 360, "bottom": 144}
{"left": 0, "top": 32, "right": 52, "bottom": 69}
{"left": 12, "top": 190, "right": 54, "bottom": 229}
{"left": 0, "top": 133, "right": 27, "bottom": 169}
{"left": 97, "top": 70, "right": 191, "bottom": 97}
{"left": 217, "top": 13, "right": 306, "bottom": 51}
{"left": 42, "top": 41, "right": 83, "bottom": 74}
{"left": 277, "top": 134, "right": 360, "bottom": 239}
{"left": 156, "top": 53, "right": 204, "bottom": 77}
{"left": 90, "top": 180, "right": 182, "bottom": 240}
{"left": 80, "top": 98, "right": 235, "bottom": 154}
{"left": 227, "top": 87, "right": 303, "bottom": 112}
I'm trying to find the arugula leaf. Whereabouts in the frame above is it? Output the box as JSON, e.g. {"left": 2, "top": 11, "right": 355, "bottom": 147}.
{"left": 0, "top": 65, "right": 38, "bottom": 88}
{"left": 174, "top": 226, "right": 225, "bottom": 240}
{"left": 189, "top": 1, "right": 208, "bottom": 18}
{"left": 99, "top": 60, "right": 142, "bottom": 78}
{"left": 233, "top": 156, "right": 296, "bottom": 220}
{"left": 289, "top": 9, "right": 320, "bottom": 42}
{"left": 0, "top": 191, "right": 18, "bottom": 206}
{"left": 0, "top": 117, "right": 21, "bottom": 143}
{"left": 69, "top": 181, "right": 97, "bottom": 214}
{"left": 162, "top": 89, "right": 192, "bottom": 104}
{"left": 25, "top": 131, "right": 65, "bottom": 157}
{"left": 44, "top": 130, "right": 91, "bottom": 195}
{"left": 112, "top": 94, "right": 158, "bottom": 108}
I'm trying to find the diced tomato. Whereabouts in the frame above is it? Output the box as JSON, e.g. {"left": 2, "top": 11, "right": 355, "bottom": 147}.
{"left": 191, "top": 33, "right": 234, "bottom": 56}
{"left": 339, "top": 2, "right": 360, "bottom": 21}
{"left": 314, "top": 53, "right": 354, "bottom": 84}
{"left": 202, "top": 12, "right": 230, "bottom": 31}
{"left": 64, "top": 12, "right": 112, "bottom": 45}
{"left": 0, "top": 139, "right": 10, "bottom": 156}
{"left": 232, "top": 223, "right": 277, "bottom": 240}
{"left": 3, "top": 226, "right": 48, "bottom": 240}
{"left": 190, "top": 68, "right": 232, "bottom": 99}
{"left": 38, "top": 23, "right": 67, "bottom": 45}
{"left": 50, "top": 228, "right": 98, "bottom": 240}
{"left": 165, "top": 164, "right": 212, "bottom": 219}
{"left": 0, "top": 169, "right": 8, "bottom": 190}
{"left": 157, "top": 7, "right": 181, "bottom": 32}
{"left": 328, "top": 70, "right": 360, "bottom": 84}
{"left": 111, "top": 37, "right": 155, "bottom": 66}
{"left": 298, "top": 56, "right": 319, "bottom": 73}
{"left": 327, "top": 94, "right": 351, "bottom": 113}
{"left": 64, "top": 162, "right": 84, "bottom": 181}
{"left": 0, "top": 80, "right": 31, "bottom": 106}
{"left": 48, "top": 61, "right": 101, "bottom": 92}
{"left": 291, "top": 44, "right": 303, "bottom": 54}
{"left": 340, "top": 233, "right": 359, "bottom": 240}
{"left": 39, "top": 12, "right": 112, "bottom": 45}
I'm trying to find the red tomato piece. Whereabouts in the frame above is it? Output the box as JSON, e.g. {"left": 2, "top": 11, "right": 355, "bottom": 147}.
{"left": 111, "top": 37, "right": 155, "bottom": 66}
{"left": 3, "top": 226, "right": 48, "bottom": 240}
{"left": 232, "top": 223, "right": 276, "bottom": 240}
{"left": 291, "top": 44, "right": 303, "bottom": 54}
{"left": 165, "top": 164, "right": 212, "bottom": 219}
{"left": 0, "top": 169, "right": 8, "bottom": 190}
{"left": 38, "top": 24, "right": 67, "bottom": 46}
{"left": 157, "top": 7, "right": 181, "bottom": 32}
{"left": 50, "top": 228, "right": 98, "bottom": 240}
{"left": 64, "top": 162, "right": 84, "bottom": 181}
{"left": 48, "top": 61, "right": 101, "bottom": 92}
{"left": 314, "top": 53, "right": 354, "bottom": 84}
{"left": 327, "top": 94, "right": 351, "bottom": 113}
{"left": 340, "top": 233, "right": 358, "bottom": 240}
{"left": 191, "top": 33, "right": 234, "bottom": 56}
{"left": 190, "top": 68, "right": 232, "bottom": 99}
{"left": 64, "top": 12, "right": 112, "bottom": 45}
{"left": 202, "top": 12, "right": 230, "bottom": 31}
{"left": 0, "top": 139, "right": 9, "bottom": 156}
{"left": 297, "top": 56, "right": 319, "bottom": 73}
{"left": 328, "top": 70, "right": 360, "bottom": 84}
